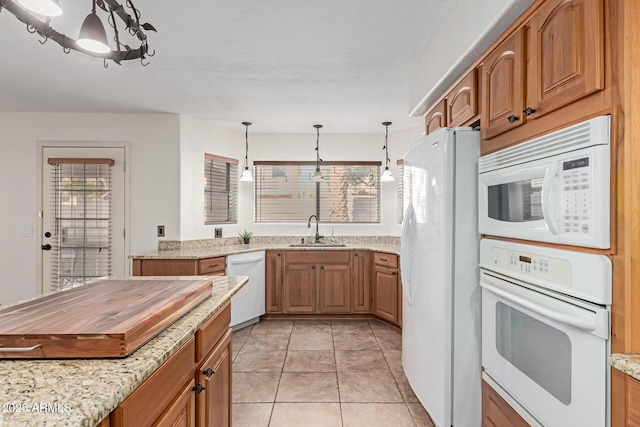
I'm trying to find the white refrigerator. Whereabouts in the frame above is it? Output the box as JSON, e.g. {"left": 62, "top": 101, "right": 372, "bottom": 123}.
{"left": 400, "top": 127, "right": 481, "bottom": 427}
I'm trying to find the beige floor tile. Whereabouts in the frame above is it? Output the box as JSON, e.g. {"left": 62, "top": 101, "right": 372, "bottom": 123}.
{"left": 288, "top": 333, "right": 334, "bottom": 350}
{"left": 333, "top": 333, "right": 380, "bottom": 351}
{"left": 341, "top": 403, "right": 415, "bottom": 427}
{"left": 233, "top": 372, "right": 281, "bottom": 403}
{"left": 233, "top": 350, "right": 286, "bottom": 372}
{"left": 407, "top": 402, "right": 436, "bottom": 427}
{"left": 276, "top": 372, "right": 339, "bottom": 402}
{"left": 375, "top": 333, "right": 402, "bottom": 350}
{"left": 233, "top": 324, "right": 254, "bottom": 336}
{"left": 331, "top": 320, "right": 373, "bottom": 334}
{"left": 251, "top": 320, "right": 294, "bottom": 335}
{"left": 232, "top": 350, "right": 240, "bottom": 362}
{"left": 292, "top": 320, "right": 332, "bottom": 334}
{"left": 338, "top": 371, "right": 404, "bottom": 402}
{"left": 368, "top": 320, "right": 401, "bottom": 335}
{"left": 284, "top": 350, "right": 336, "bottom": 372}
{"left": 232, "top": 334, "right": 249, "bottom": 351}
{"left": 270, "top": 403, "right": 342, "bottom": 427}
{"left": 243, "top": 333, "right": 290, "bottom": 351}
{"left": 391, "top": 370, "right": 419, "bottom": 403}
{"left": 232, "top": 403, "right": 273, "bottom": 427}
{"left": 335, "top": 350, "right": 390, "bottom": 372}
{"left": 382, "top": 349, "right": 403, "bottom": 372}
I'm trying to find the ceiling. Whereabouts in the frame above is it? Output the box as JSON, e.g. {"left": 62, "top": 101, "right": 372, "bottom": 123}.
{"left": 0, "top": 0, "right": 459, "bottom": 134}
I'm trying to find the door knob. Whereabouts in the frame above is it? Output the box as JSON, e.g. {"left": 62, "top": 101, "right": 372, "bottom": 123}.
{"left": 44, "top": 232, "right": 52, "bottom": 238}
{"left": 507, "top": 115, "right": 519, "bottom": 123}
{"left": 41, "top": 244, "right": 52, "bottom": 251}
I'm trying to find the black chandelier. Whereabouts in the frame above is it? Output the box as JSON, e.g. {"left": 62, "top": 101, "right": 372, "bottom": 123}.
{"left": 0, "top": 0, "right": 156, "bottom": 67}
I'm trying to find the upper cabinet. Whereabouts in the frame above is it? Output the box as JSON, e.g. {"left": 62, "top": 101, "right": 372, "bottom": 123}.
{"left": 481, "top": 29, "right": 526, "bottom": 140}
{"left": 447, "top": 68, "right": 479, "bottom": 128}
{"left": 525, "top": 0, "right": 604, "bottom": 119}
{"left": 424, "top": 99, "right": 447, "bottom": 135}
{"left": 481, "top": 0, "right": 604, "bottom": 140}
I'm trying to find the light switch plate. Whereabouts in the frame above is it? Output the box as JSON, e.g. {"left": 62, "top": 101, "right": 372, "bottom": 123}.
{"left": 215, "top": 228, "right": 222, "bottom": 238}
{"left": 157, "top": 225, "right": 165, "bottom": 237}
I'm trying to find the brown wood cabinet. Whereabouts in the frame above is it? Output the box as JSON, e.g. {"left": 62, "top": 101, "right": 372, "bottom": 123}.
{"left": 628, "top": 375, "right": 640, "bottom": 426}
{"left": 446, "top": 68, "right": 479, "bottom": 128}
{"left": 265, "top": 251, "right": 284, "bottom": 313}
{"left": 351, "top": 251, "right": 371, "bottom": 313}
{"left": 372, "top": 253, "right": 400, "bottom": 324}
{"left": 283, "top": 251, "right": 351, "bottom": 314}
{"left": 424, "top": 98, "right": 447, "bottom": 135}
{"left": 132, "top": 257, "right": 226, "bottom": 276}
{"left": 111, "top": 303, "right": 232, "bottom": 427}
{"left": 481, "top": 28, "right": 526, "bottom": 140}
{"left": 481, "top": 0, "right": 604, "bottom": 141}
{"left": 482, "top": 380, "right": 529, "bottom": 427}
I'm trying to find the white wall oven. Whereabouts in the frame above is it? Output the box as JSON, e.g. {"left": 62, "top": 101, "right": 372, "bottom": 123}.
{"left": 480, "top": 239, "right": 611, "bottom": 426}
{"left": 478, "top": 115, "right": 610, "bottom": 249}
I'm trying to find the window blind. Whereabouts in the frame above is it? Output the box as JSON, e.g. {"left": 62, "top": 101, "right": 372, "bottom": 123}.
{"left": 397, "top": 159, "right": 404, "bottom": 223}
{"left": 204, "top": 153, "right": 238, "bottom": 224}
{"left": 48, "top": 158, "right": 113, "bottom": 291}
{"left": 254, "top": 161, "right": 381, "bottom": 223}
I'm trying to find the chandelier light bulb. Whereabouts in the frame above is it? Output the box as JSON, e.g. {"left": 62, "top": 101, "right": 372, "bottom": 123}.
{"left": 240, "top": 122, "right": 254, "bottom": 182}
{"left": 380, "top": 167, "right": 394, "bottom": 182}
{"left": 77, "top": 12, "right": 110, "bottom": 53}
{"left": 16, "top": 0, "right": 61, "bottom": 17}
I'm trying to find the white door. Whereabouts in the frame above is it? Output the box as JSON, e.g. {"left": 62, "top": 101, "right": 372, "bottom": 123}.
{"left": 40, "top": 146, "right": 127, "bottom": 293}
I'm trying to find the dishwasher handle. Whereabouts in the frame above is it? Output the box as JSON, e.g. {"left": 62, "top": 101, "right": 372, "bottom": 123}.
{"left": 228, "top": 257, "right": 263, "bottom": 265}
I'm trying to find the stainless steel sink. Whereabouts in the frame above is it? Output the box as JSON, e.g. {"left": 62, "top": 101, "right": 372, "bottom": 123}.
{"left": 289, "top": 243, "right": 347, "bottom": 247}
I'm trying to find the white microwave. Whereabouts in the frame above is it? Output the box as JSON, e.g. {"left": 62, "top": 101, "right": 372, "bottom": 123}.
{"left": 478, "top": 116, "right": 610, "bottom": 249}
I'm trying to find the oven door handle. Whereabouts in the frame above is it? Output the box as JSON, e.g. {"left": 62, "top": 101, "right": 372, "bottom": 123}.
{"left": 480, "top": 280, "right": 597, "bottom": 332}
{"left": 541, "top": 162, "right": 560, "bottom": 235}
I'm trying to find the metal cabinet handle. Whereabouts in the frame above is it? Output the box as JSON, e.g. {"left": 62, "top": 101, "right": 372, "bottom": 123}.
{"left": 41, "top": 244, "right": 52, "bottom": 251}
{"left": 354, "top": 253, "right": 358, "bottom": 257}
{"left": 192, "top": 383, "right": 206, "bottom": 394}
{"left": 0, "top": 344, "right": 42, "bottom": 353}
{"left": 311, "top": 266, "right": 316, "bottom": 269}
{"left": 202, "top": 367, "right": 215, "bottom": 378}
{"left": 209, "top": 264, "right": 219, "bottom": 268}
{"left": 523, "top": 107, "right": 536, "bottom": 116}
{"left": 391, "top": 272, "right": 397, "bottom": 275}
{"left": 507, "top": 115, "right": 519, "bottom": 123}
{"left": 321, "top": 266, "right": 324, "bottom": 270}
{"left": 380, "top": 258, "right": 388, "bottom": 262}
{"left": 277, "top": 253, "right": 281, "bottom": 257}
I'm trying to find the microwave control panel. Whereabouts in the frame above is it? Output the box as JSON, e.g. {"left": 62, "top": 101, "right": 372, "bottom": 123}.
{"left": 560, "top": 156, "right": 592, "bottom": 235}
{"left": 491, "top": 247, "right": 572, "bottom": 287}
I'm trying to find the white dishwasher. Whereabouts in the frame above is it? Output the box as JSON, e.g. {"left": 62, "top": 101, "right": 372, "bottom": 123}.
{"left": 226, "top": 251, "right": 265, "bottom": 329}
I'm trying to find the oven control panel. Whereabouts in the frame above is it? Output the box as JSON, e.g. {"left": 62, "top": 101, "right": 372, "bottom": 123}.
{"left": 560, "top": 156, "right": 592, "bottom": 236}
{"left": 491, "top": 247, "right": 572, "bottom": 287}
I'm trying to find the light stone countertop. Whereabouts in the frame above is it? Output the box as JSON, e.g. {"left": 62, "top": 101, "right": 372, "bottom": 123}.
{"left": 610, "top": 353, "right": 640, "bottom": 381}
{"left": 130, "top": 241, "right": 401, "bottom": 260}
{"left": 0, "top": 275, "right": 248, "bottom": 427}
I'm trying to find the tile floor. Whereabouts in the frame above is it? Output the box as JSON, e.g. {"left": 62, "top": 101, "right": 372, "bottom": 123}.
{"left": 231, "top": 319, "right": 435, "bottom": 427}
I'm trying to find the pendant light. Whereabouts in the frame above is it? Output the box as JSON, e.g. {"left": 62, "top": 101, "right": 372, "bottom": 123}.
{"left": 16, "top": 0, "right": 61, "bottom": 16}
{"left": 311, "top": 124, "right": 324, "bottom": 182}
{"left": 380, "top": 121, "right": 394, "bottom": 181}
{"left": 77, "top": 0, "right": 110, "bottom": 54}
{"left": 240, "top": 121, "right": 254, "bottom": 182}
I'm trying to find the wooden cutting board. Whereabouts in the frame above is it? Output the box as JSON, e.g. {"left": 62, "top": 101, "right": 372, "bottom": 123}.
{"left": 0, "top": 278, "right": 213, "bottom": 359}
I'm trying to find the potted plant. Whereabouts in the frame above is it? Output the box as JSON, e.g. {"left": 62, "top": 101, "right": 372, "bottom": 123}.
{"left": 238, "top": 229, "right": 253, "bottom": 244}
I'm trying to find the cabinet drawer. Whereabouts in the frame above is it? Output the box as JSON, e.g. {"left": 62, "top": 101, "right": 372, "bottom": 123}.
{"left": 198, "top": 257, "right": 225, "bottom": 275}
{"left": 373, "top": 252, "right": 398, "bottom": 268}
{"left": 195, "top": 302, "right": 231, "bottom": 362}
{"left": 112, "top": 337, "right": 196, "bottom": 427}
{"left": 285, "top": 251, "right": 350, "bottom": 264}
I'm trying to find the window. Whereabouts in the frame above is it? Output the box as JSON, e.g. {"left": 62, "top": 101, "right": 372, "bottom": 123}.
{"left": 397, "top": 159, "right": 404, "bottom": 223}
{"left": 204, "top": 153, "right": 238, "bottom": 224}
{"left": 254, "top": 161, "right": 381, "bottom": 223}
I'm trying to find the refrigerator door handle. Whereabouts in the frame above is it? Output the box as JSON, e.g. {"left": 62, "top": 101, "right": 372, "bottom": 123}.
{"left": 401, "top": 203, "right": 416, "bottom": 306}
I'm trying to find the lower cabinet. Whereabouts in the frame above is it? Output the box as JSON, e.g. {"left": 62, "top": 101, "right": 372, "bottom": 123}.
{"left": 372, "top": 253, "right": 400, "bottom": 324}
{"left": 351, "top": 251, "right": 371, "bottom": 313}
{"left": 318, "top": 264, "right": 351, "bottom": 313}
{"left": 283, "top": 262, "right": 317, "bottom": 313}
{"left": 265, "top": 251, "right": 284, "bottom": 313}
{"left": 628, "top": 374, "right": 640, "bottom": 425}
{"left": 132, "top": 257, "right": 226, "bottom": 276}
{"left": 111, "top": 303, "right": 232, "bottom": 427}
{"left": 482, "top": 380, "right": 529, "bottom": 427}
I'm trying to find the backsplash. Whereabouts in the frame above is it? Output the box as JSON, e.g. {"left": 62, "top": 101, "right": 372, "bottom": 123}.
{"left": 158, "top": 235, "right": 400, "bottom": 250}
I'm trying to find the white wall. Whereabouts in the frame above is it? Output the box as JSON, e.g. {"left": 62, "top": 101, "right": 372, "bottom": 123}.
{"left": 0, "top": 113, "right": 181, "bottom": 304}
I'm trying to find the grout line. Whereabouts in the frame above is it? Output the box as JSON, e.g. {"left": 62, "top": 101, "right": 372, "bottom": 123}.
{"left": 332, "top": 321, "right": 346, "bottom": 427}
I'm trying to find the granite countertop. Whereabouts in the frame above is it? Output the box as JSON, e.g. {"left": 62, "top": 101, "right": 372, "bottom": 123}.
{"left": 610, "top": 353, "right": 640, "bottom": 381}
{"left": 130, "top": 239, "right": 401, "bottom": 260}
{"left": 0, "top": 275, "right": 248, "bottom": 427}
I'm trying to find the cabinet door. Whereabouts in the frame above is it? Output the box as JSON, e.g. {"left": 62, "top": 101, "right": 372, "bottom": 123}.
{"left": 482, "top": 380, "right": 529, "bottom": 427}
{"left": 197, "top": 330, "right": 232, "bottom": 427}
{"left": 351, "top": 252, "right": 371, "bottom": 313}
{"left": 153, "top": 379, "right": 196, "bottom": 427}
{"left": 373, "top": 265, "right": 398, "bottom": 324}
{"left": 628, "top": 376, "right": 640, "bottom": 425}
{"left": 447, "top": 69, "right": 478, "bottom": 127}
{"left": 525, "top": 0, "right": 604, "bottom": 119}
{"left": 265, "top": 251, "right": 283, "bottom": 313}
{"left": 318, "top": 264, "right": 351, "bottom": 313}
{"left": 424, "top": 99, "right": 447, "bottom": 135}
{"left": 284, "top": 263, "right": 316, "bottom": 313}
{"left": 481, "top": 28, "right": 526, "bottom": 140}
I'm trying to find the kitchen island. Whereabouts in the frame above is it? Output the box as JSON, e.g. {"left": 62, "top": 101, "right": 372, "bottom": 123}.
{"left": 0, "top": 275, "right": 248, "bottom": 427}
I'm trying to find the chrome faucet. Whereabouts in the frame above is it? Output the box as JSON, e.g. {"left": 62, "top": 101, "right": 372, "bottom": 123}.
{"left": 307, "top": 215, "right": 323, "bottom": 243}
